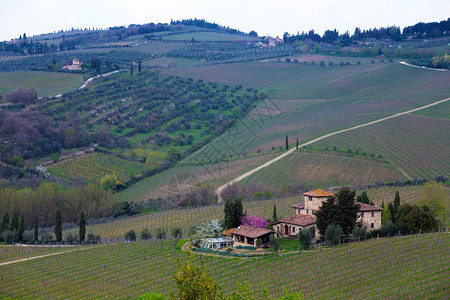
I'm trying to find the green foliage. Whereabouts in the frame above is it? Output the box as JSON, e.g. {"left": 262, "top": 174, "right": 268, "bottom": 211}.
{"left": 352, "top": 226, "right": 368, "bottom": 240}
{"left": 269, "top": 235, "right": 280, "bottom": 253}
{"left": 55, "top": 209, "right": 62, "bottom": 242}
{"left": 171, "top": 227, "right": 183, "bottom": 238}
{"left": 11, "top": 210, "right": 19, "bottom": 231}
{"left": 79, "top": 211, "right": 86, "bottom": 242}
{"left": 18, "top": 216, "right": 25, "bottom": 242}
{"left": 34, "top": 215, "right": 38, "bottom": 241}
{"left": 1, "top": 212, "right": 9, "bottom": 232}
{"left": 382, "top": 206, "right": 392, "bottom": 225}
{"left": 125, "top": 230, "right": 136, "bottom": 241}
{"left": 168, "top": 147, "right": 182, "bottom": 162}
{"left": 396, "top": 204, "right": 438, "bottom": 233}
{"left": 335, "top": 187, "right": 360, "bottom": 235}
{"left": 156, "top": 227, "right": 166, "bottom": 239}
{"left": 324, "top": 224, "right": 343, "bottom": 244}
{"left": 314, "top": 197, "right": 338, "bottom": 236}
{"left": 140, "top": 228, "right": 152, "bottom": 240}
{"left": 224, "top": 197, "right": 244, "bottom": 229}
{"left": 173, "top": 256, "right": 224, "bottom": 300}
{"left": 297, "top": 229, "right": 313, "bottom": 250}
{"left": 420, "top": 180, "right": 448, "bottom": 225}
{"left": 273, "top": 204, "right": 277, "bottom": 222}
{"left": 255, "top": 238, "right": 262, "bottom": 248}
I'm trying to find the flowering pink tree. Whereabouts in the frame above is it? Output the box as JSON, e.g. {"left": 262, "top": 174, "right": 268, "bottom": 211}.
{"left": 241, "top": 215, "right": 268, "bottom": 228}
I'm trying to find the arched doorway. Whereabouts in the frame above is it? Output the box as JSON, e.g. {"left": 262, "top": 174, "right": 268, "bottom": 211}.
{"left": 284, "top": 224, "right": 289, "bottom": 235}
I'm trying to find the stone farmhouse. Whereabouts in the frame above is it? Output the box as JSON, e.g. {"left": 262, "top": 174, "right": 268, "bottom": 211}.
{"left": 274, "top": 189, "right": 382, "bottom": 239}
{"left": 62, "top": 58, "right": 83, "bottom": 70}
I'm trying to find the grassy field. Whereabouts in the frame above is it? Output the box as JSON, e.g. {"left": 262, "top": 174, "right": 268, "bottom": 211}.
{"left": 0, "top": 71, "right": 83, "bottom": 97}
{"left": 47, "top": 152, "right": 145, "bottom": 184}
{"left": 240, "top": 151, "right": 406, "bottom": 190}
{"left": 1, "top": 233, "right": 448, "bottom": 298}
{"left": 313, "top": 114, "right": 450, "bottom": 180}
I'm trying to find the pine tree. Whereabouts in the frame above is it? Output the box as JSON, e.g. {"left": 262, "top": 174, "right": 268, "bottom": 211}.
{"left": 55, "top": 209, "right": 62, "bottom": 242}
{"left": 285, "top": 134, "right": 289, "bottom": 150}
{"left": 34, "top": 215, "right": 38, "bottom": 241}
{"left": 272, "top": 204, "right": 277, "bottom": 221}
{"left": 79, "top": 211, "right": 86, "bottom": 242}
{"left": 19, "top": 216, "right": 25, "bottom": 241}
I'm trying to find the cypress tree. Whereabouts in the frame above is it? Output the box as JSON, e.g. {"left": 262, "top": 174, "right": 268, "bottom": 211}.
{"left": 55, "top": 209, "right": 62, "bottom": 242}
{"left": 394, "top": 191, "right": 400, "bottom": 211}
{"left": 285, "top": 134, "right": 289, "bottom": 150}
{"left": 11, "top": 210, "right": 19, "bottom": 231}
{"left": 130, "top": 62, "right": 134, "bottom": 76}
{"left": 224, "top": 199, "right": 234, "bottom": 229}
{"left": 273, "top": 204, "right": 277, "bottom": 221}
{"left": 34, "top": 215, "right": 38, "bottom": 241}
{"left": 79, "top": 211, "right": 86, "bottom": 242}
{"left": 138, "top": 60, "right": 142, "bottom": 72}
{"left": 296, "top": 138, "right": 298, "bottom": 150}
{"left": 2, "top": 212, "right": 9, "bottom": 231}
{"left": 233, "top": 197, "right": 244, "bottom": 228}
{"left": 18, "top": 216, "right": 25, "bottom": 242}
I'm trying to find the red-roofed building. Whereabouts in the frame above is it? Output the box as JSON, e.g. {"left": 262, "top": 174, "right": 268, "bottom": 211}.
{"left": 228, "top": 225, "right": 273, "bottom": 246}
{"left": 274, "top": 189, "right": 382, "bottom": 239}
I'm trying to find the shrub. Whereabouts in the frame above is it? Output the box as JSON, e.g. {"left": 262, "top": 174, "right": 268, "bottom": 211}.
{"left": 65, "top": 233, "right": 79, "bottom": 244}
{"left": 352, "top": 226, "right": 368, "bottom": 240}
{"left": 125, "top": 230, "right": 136, "bottom": 241}
{"left": 171, "top": 227, "right": 182, "bottom": 238}
{"left": 156, "top": 228, "right": 166, "bottom": 239}
{"left": 324, "top": 224, "right": 343, "bottom": 244}
{"left": 297, "top": 228, "right": 313, "bottom": 249}
{"left": 140, "top": 228, "right": 152, "bottom": 240}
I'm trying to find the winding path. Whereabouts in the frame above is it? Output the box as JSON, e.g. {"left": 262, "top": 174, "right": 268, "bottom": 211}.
{"left": 79, "top": 69, "right": 126, "bottom": 89}
{"left": 215, "top": 97, "right": 450, "bottom": 201}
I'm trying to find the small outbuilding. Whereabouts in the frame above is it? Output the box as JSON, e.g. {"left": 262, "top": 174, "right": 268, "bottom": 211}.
{"left": 229, "top": 225, "right": 274, "bottom": 246}
{"left": 200, "top": 237, "right": 234, "bottom": 249}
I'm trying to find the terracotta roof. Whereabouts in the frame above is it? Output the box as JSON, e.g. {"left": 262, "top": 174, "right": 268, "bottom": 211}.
{"left": 291, "top": 204, "right": 305, "bottom": 209}
{"left": 303, "top": 189, "right": 334, "bottom": 197}
{"left": 278, "top": 214, "right": 317, "bottom": 227}
{"left": 357, "top": 202, "right": 383, "bottom": 211}
{"left": 222, "top": 229, "right": 235, "bottom": 236}
{"left": 232, "top": 225, "right": 273, "bottom": 239}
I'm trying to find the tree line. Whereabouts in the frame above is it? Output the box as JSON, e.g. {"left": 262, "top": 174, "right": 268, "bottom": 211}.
{"left": 0, "top": 182, "right": 114, "bottom": 229}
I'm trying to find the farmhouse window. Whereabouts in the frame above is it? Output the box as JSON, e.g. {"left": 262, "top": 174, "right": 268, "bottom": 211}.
{"left": 371, "top": 212, "right": 374, "bottom": 217}
{"left": 361, "top": 212, "right": 364, "bottom": 217}
{"left": 371, "top": 223, "right": 374, "bottom": 229}
{"left": 307, "top": 209, "right": 309, "bottom": 214}
{"left": 293, "top": 227, "right": 295, "bottom": 233}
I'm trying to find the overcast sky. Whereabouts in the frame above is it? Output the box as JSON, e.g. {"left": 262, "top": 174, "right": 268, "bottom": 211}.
{"left": 1, "top": 0, "right": 449, "bottom": 41}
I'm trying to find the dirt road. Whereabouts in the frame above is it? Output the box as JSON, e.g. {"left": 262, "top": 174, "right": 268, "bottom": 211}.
{"left": 215, "top": 97, "right": 450, "bottom": 201}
